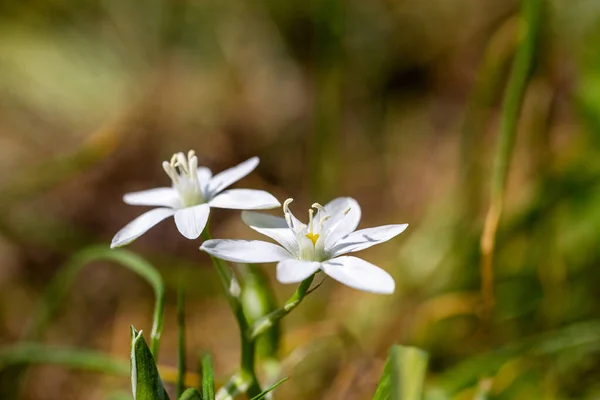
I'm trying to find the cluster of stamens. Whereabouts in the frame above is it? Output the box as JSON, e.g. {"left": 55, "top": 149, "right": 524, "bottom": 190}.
{"left": 283, "top": 199, "right": 331, "bottom": 246}
{"left": 162, "top": 151, "right": 204, "bottom": 207}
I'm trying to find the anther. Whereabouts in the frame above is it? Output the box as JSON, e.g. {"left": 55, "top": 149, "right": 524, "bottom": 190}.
{"left": 311, "top": 203, "right": 326, "bottom": 213}
{"left": 283, "top": 198, "right": 294, "bottom": 214}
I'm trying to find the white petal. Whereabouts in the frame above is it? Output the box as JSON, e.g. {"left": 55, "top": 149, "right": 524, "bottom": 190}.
{"left": 174, "top": 204, "right": 210, "bottom": 239}
{"left": 200, "top": 239, "right": 291, "bottom": 263}
{"left": 323, "top": 197, "right": 362, "bottom": 246}
{"left": 197, "top": 167, "right": 212, "bottom": 195}
{"left": 110, "top": 208, "right": 175, "bottom": 248}
{"left": 208, "top": 189, "right": 280, "bottom": 210}
{"left": 330, "top": 224, "right": 408, "bottom": 257}
{"left": 276, "top": 259, "right": 321, "bottom": 284}
{"left": 197, "top": 167, "right": 212, "bottom": 182}
{"left": 123, "top": 188, "right": 180, "bottom": 208}
{"left": 207, "top": 157, "right": 259, "bottom": 195}
{"left": 321, "top": 256, "right": 395, "bottom": 294}
{"left": 241, "top": 211, "right": 299, "bottom": 255}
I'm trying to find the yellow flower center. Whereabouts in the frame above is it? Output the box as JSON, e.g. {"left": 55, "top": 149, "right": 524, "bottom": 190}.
{"left": 305, "top": 232, "right": 320, "bottom": 246}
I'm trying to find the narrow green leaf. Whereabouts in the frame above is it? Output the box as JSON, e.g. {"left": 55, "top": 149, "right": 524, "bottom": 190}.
{"left": 201, "top": 352, "right": 215, "bottom": 400}
{"left": 131, "top": 327, "right": 169, "bottom": 400}
{"left": 178, "top": 388, "right": 202, "bottom": 400}
{"left": 177, "top": 283, "right": 186, "bottom": 398}
{"left": 0, "top": 343, "right": 128, "bottom": 375}
{"left": 25, "top": 246, "right": 165, "bottom": 358}
{"left": 373, "top": 345, "right": 428, "bottom": 400}
{"left": 250, "top": 377, "right": 289, "bottom": 400}
{"left": 239, "top": 264, "right": 280, "bottom": 360}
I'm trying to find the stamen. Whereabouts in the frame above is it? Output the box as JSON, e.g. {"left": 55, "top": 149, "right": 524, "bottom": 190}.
{"left": 175, "top": 153, "right": 188, "bottom": 174}
{"left": 308, "top": 209, "right": 315, "bottom": 233}
{"left": 311, "top": 203, "right": 326, "bottom": 213}
{"left": 319, "top": 215, "right": 331, "bottom": 230}
{"left": 283, "top": 198, "right": 294, "bottom": 229}
{"left": 189, "top": 154, "right": 198, "bottom": 180}
{"left": 283, "top": 198, "right": 294, "bottom": 214}
{"left": 344, "top": 207, "right": 351, "bottom": 215}
{"left": 162, "top": 161, "right": 178, "bottom": 182}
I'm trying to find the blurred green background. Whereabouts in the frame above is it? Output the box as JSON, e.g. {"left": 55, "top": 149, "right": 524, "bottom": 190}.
{"left": 2, "top": 0, "right": 600, "bottom": 398}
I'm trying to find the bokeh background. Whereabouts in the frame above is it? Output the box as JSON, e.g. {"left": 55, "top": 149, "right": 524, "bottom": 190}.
{"left": 2, "top": 0, "right": 600, "bottom": 398}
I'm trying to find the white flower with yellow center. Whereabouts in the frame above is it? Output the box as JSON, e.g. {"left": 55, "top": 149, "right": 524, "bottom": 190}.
{"left": 111, "top": 151, "right": 280, "bottom": 248}
{"left": 200, "top": 197, "right": 407, "bottom": 294}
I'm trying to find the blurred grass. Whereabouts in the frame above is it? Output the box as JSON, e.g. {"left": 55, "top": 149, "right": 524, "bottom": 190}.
{"left": 2, "top": 0, "right": 600, "bottom": 399}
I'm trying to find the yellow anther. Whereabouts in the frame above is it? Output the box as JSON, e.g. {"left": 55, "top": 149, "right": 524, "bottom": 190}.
{"left": 344, "top": 207, "right": 351, "bottom": 215}
{"left": 305, "top": 232, "right": 320, "bottom": 246}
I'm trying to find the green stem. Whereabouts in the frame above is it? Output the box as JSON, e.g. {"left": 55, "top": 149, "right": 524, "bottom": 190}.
{"left": 177, "top": 282, "right": 187, "bottom": 398}
{"left": 480, "top": 0, "right": 543, "bottom": 315}
{"left": 249, "top": 274, "right": 315, "bottom": 340}
{"left": 201, "top": 229, "right": 261, "bottom": 397}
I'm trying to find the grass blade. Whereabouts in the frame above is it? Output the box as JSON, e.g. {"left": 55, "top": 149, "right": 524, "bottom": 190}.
{"left": 131, "top": 327, "right": 169, "bottom": 400}
{"left": 177, "top": 283, "right": 186, "bottom": 398}
{"left": 250, "top": 377, "right": 289, "bottom": 400}
{"left": 201, "top": 352, "right": 215, "bottom": 400}
{"left": 25, "top": 245, "right": 165, "bottom": 358}
{"left": 0, "top": 343, "right": 128, "bottom": 375}
{"left": 373, "top": 345, "right": 429, "bottom": 400}
{"left": 179, "top": 388, "right": 202, "bottom": 400}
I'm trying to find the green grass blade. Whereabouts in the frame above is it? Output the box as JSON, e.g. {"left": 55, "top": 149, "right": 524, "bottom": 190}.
{"left": 201, "top": 352, "right": 215, "bottom": 400}
{"left": 249, "top": 377, "right": 289, "bottom": 400}
{"left": 179, "top": 388, "right": 202, "bottom": 400}
{"left": 177, "top": 283, "right": 186, "bottom": 398}
{"left": 131, "top": 327, "right": 169, "bottom": 400}
{"left": 0, "top": 343, "right": 128, "bottom": 375}
{"left": 373, "top": 345, "right": 429, "bottom": 400}
{"left": 25, "top": 245, "right": 165, "bottom": 359}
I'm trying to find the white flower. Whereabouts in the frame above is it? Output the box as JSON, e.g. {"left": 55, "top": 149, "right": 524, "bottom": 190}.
{"left": 200, "top": 197, "right": 407, "bottom": 294}
{"left": 111, "top": 151, "right": 280, "bottom": 248}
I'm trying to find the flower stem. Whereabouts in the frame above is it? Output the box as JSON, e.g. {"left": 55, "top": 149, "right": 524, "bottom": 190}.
{"left": 201, "top": 229, "right": 261, "bottom": 397}
{"left": 249, "top": 274, "right": 316, "bottom": 340}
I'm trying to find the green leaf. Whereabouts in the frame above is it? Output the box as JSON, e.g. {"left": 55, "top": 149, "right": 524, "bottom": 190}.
{"left": 0, "top": 343, "right": 128, "bottom": 375}
{"left": 131, "top": 327, "right": 169, "bottom": 400}
{"left": 178, "top": 388, "right": 202, "bottom": 400}
{"left": 239, "top": 264, "right": 280, "bottom": 360}
{"left": 373, "top": 345, "right": 428, "bottom": 400}
{"left": 250, "top": 377, "right": 289, "bottom": 400}
{"left": 201, "top": 352, "right": 215, "bottom": 400}
{"left": 177, "top": 283, "right": 186, "bottom": 398}
{"left": 26, "top": 246, "right": 165, "bottom": 358}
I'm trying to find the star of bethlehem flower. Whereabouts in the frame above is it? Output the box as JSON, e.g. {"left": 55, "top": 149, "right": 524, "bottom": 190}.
{"left": 200, "top": 197, "right": 408, "bottom": 294}
{"left": 111, "top": 151, "right": 280, "bottom": 248}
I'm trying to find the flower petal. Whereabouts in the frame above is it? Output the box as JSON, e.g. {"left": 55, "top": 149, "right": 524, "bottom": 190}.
{"left": 323, "top": 197, "right": 361, "bottom": 247}
{"left": 207, "top": 157, "right": 259, "bottom": 195}
{"left": 174, "top": 204, "right": 210, "bottom": 239}
{"left": 330, "top": 224, "right": 408, "bottom": 257}
{"left": 276, "top": 259, "right": 321, "bottom": 284}
{"left": 241, "top": 211, "right": 299, "bottom": 255}
{"left": 321, "top": 256, "right": 395, "bottom": 294}
{"left": 200, "top": 239, "right": 291, "bottom": 263}
{"left": 111, "top": 208, "right": 175, "bottom": 248}
{"left": 123, "top": 188, "right": 180, "bottom": 208}
{"left": 197, "top": 167, "right": 212, "bottom": 196}
{"left": 208, "top": 189, "right": 280, "bottom": 210}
